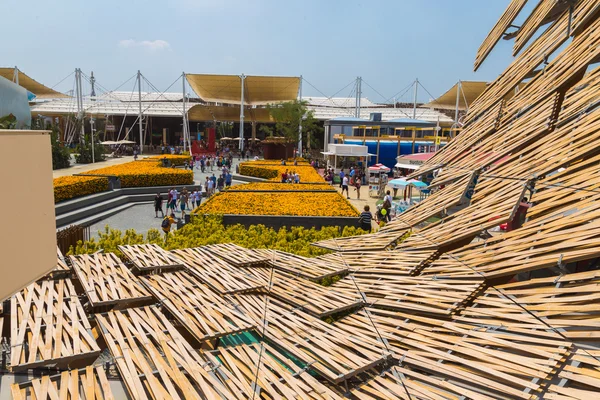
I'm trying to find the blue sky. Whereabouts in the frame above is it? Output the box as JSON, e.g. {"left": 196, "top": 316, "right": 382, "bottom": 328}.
{"left": 3, "top": 0, "right": 536, "bottom": 102}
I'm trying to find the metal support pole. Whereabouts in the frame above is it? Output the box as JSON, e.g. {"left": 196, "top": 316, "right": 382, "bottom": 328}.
{"left": 298, "top": 75, "right": 303, "bottom": 157}
{"left": 76, "top": 68, "right": 85, "bottom": 145}
{"left": 355, "top": 77, "right": 362, "bottom": 118}
{"left": 412, "top": 78, "right": 418, "bottom": 119}
{"left": 182, "top": 72, "right": 188, "bottom": 153}
{"left": 13, "top": 66, "right": 19, "bottom": 84}
{"left": 90, "top": 117, "right": 95, "bottom": 163}
{"left": 137, "top": 70, "right": 143, "bottom": 155}
{"left": 239, "top": 74, "right": 245, "bottom": 151}
{"left": 454, "top": 80, "right": 461, "bottom": 126}
{"left": 90, "top": 71, "right": 96, "bottom": 99}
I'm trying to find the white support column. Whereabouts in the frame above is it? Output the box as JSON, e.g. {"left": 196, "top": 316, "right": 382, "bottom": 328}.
{"left": 13, "top": 66, "right": 19, "bottom": 84}
{"left": 454, "top": 80, "right": 461, "bottom": 126}
{"left": 239, "top": 74, "right": 245, "bottom": 151}
{"left": 137, "top": 70, "right": 143, "bottom": 155}
{"left": 355, "top": 77, "right": 362, "bottom": 118}
{"left": 76, "top": 68, "right": 85, "bottom": 145}
{"left": 298, "top": 75, "right": 303, "bottom": 157}
{"left": 412, "top": 78, "right": 418, "bottom": 119}
{"left": 90, "top": 117, "right": 95, "bottom": 163}
{"left": 182, "top": 72, "right": 188, "bottom": 153}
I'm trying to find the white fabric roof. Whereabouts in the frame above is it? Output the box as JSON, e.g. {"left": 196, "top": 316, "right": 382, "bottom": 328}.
{"left": 96, "top": 91, "right": 185, "bottom": 102}
{"left": 303, "top": 96, "right": 381, "bottom": 108}
{"left": 31, "top": 97, "right": 192, "bottom": 117}
{"left": 309, "top": 106, "right": 453, "bottom": 124}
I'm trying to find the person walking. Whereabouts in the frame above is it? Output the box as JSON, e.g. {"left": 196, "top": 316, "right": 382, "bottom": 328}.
{"left": 225, "top": 171, "right": 232, "bottom": 187}
{"left": 341, "top": 175, "right": 350, "bottom": 198}
{"left": 358, "top": 205, "right": 373, "bottom": 232}
{"left": 170, "top": 188, "right": 179, "bottom": 213}
{"left": 354, "top": 175, "right": 362, "bottom": 199}
{"left": 161, "top": 213, "right": 176, "bottom": 237}
{"left": 339, "top": 169, "right": 345, "bottom": 188}
{"left": 217, "top": 175, "right": 224, "bottom": 191}
{"left": 154, "top": 192, "right": 164, "bottom": 218}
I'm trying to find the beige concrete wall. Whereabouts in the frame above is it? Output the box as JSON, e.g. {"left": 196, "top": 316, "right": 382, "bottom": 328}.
{"left": 0, "top": 130, "right": 56, "bottom": 301}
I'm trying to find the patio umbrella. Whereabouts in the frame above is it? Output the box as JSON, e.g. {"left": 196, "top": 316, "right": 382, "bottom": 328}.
{"left": 100, "top": 141, "right": 117, "bottom": 145}
{"left": 388, "top": 178, "right": 428, "bottom": 189}
{"left": 117, "top": 140, "right": 136, "bottom": 144}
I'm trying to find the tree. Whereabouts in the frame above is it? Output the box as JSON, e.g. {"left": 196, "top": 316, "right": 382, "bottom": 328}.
{"left": 75, "top": 130, "right": 105, "bottom": 164}
{"left": 260, "top": 100, "right": 323, "bottom": 149}
{"left": 30, "top": 116, "right": 71, "bottom": 169}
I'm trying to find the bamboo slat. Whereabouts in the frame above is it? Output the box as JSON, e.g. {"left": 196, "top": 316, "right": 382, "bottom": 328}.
{"left": 202, "top": 243, "right": 269, "bottom": 266}
{"left": 474, "top": 0, "right": 528, "bottom": 71}
{"left": 256, "top": 249, "right": 348, "bottom": 281}
{"left": 140, "top": 271, "right": 256, "bottom": 342}
{"left": 248, "top": 267, "right": 362, "bottom": 318}
{"left": 69, "top": 253, "right": 152, "bottom": 308}
{"left": 96, "top": 306, "right": 247, "bottom": 400}
{"left": 339, "top": 308, "right": 570, "bottom": 399}
{"left": 546, "top": 349, "right": 600, "bottom": 399}
{"left": 513, "top": 0, "right": 565, "bottom": 56}
{"left": 233, "top": 294, "right": 391, "bottom": 383}
{"left": 10, "top": 366, "right": 114, "bottom": 400}
{"left": 312, "top": 228, "right": 410, "bottom": 252}
{"left": 315, "top": 249, "right": 436, "bottom": 275}
{"left": 173, "top": 247, "right": 265, "bottom": 294}
{"left": 10, "top": 279, "right": 101, "bottom": 371}
{"left": 118, "top": 243, "right": 183, "bottom": 271}
{"left": 207, "top": 342, "right": 344, "bottom": 399}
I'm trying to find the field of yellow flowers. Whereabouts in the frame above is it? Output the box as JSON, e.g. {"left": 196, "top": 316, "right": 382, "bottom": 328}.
{"left": 226, "top": 182, "right": 335, "bottom": 191}
{"left": 53, "top": 176, "right": 109, "bottom": 203}
{"left": 53, "top": 157, "right": 193, "bottom": 203}
{"left": 196, "top": 192, "right": 359, "bottom": 217}
{"left": 239, "top": 161, "right": 324, "bottom": 183}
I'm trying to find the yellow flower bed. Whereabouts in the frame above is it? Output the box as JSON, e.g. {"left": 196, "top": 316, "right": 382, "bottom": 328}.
{"left": 147, "top": 155, "right": 190, "bottom": 166}
{"left": 195, "top": 192, "right": 359, "bottom": 217}
{"left": 227, "top": 182, "right": 335, "bottom": 191}
{"left": 53, "top": 176, "right": 109, "bottom": 203}
{"left": 240, "top": 162, "right": 324, "bottom": 183}
{"left": 86, "top": 161, "right": 193, "bottom": 187}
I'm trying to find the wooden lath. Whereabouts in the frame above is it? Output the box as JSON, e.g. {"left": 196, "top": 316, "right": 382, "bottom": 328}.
{"left": 430, "top": 93, "right": 559, "bottom": 186}
{"left": 513, "top": 0, "right": 567, "bottom": 56}
{"left": 10, "top": 279, "right": 101, "bottom": 371}
{"left": 311, "top": 228, "right": 410, "bottom": 252}
{"left": 247, "top": 267, "right": 362, "bottom": 318}
{"left": 118, "top": 244, "right": 183, "bottom": 271}
{"left": 467, "top": 7, "right": 571, "bottom": 124}
{"left": 338, "top": 308, "right": 571, "bottom": 399}
{"left": 397, "top": 176, "right": 529, "bottom": 251}
{"left": 255, "top": 249, "right": 348, "bottom": 281}
{"left": 207, "top": 342, "right": 344, "bottom": 399}
{"left": 409, "top": 102, "right": 503, "bottom": 179}
{"left": 546, "top": 348, "right": 600, "bottom": 399}
{"left": 69, "top": 253, "right": 152, "bottom": 308}
{"left": 96, "top": 306, "right": 247, "bottom": 400}
{"left": 333, "top": 273, "right": 484, "bottom": 317}
{"left": 140, "top": 271, "right": 256, "bottom": 342}
{"left": 173, "top": 247, "right": 265, "bottom": 294}
{"left": 456, "top": 271, "right": 600, "bottom": 345}
{"left": 474, "top": 0, "right": 528, "bottom": 71}
{"left": 11, "top": 366, "right": 115, "bottom": 400}
{"left": 233, "top": 294, "right": 391, "bottom": 383}
{"left": 202, "top": 242, "right": 269, "bottom": 266}
{"left": 316, "top": 249, "right": 437, "bottom": 276}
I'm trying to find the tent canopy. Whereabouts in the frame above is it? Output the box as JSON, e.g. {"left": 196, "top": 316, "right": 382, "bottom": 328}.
{"left": 389, "top": 178, "right": 428, "bottom": 189}
{"left": 424, "top": 81, "right": 488, "bottom": 111}
{"left": 187, "top": 104, "right": 273, "bottom": 122}
{"left": 0, "top": 68, "right": 68, "bottom": 99}
{"left": 186, "top": 74, "right": 300, "bottom": 106}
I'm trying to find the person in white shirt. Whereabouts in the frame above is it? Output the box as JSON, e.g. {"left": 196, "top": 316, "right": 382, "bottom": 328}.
{"left": 169, "top": 189, "right": 179, "bottom": 211}
{"left": 207, "top": 179, "right": 215, "bottom": 196}
{"left": 342, "top": 176, "right": 350, "bottom": 198}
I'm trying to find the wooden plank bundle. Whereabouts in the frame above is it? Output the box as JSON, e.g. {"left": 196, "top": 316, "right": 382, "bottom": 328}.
{"left": 474, "top": 0, "right": 528, "bottom": 71}
{"left": 96, "top": 306, "right": 246, "bottom": 400}
{"left": 207, "top": 342, "right": 344, "bottom": 399}
{"left": 257, "top": 249, "right": 348, "bottom": 281}
{"left": 234, "top": 294, "right": 391, "bottom": 383}
{"left": 316, "top": 249, "right": 436, "bottom": 275}
{"left": 69, "top": 253, "right": 152, "bottom": 308}
{"left": 10, "top": 279, "right": 101, "bottom": 371}
{"left": 118, "top": 243, "right": 183, "bottom": 271}
{"left": 513, "top": 0, "right": 566, "bottom": 56}
{"left": 11, "top": 366, "right": 114, "bottom": 400}
{"left": 248, "top": 267, "right": 362, "bottom": 317}
{"left": 173, "top": 247, "right": 265, "bottom": 294}
{"left": 333, "top": 273, "right": 484, "bottom": 316}
{"left": 397, "top": 176, "right": 529, "bottom": 250}
{"left": 202, "top": 242, "right": 269, "bottom": 266}
{"left": 140, "top": 271, "right": 256, "bottom": 342}
{"left": 339, "top": 308, "right": 571, "bottom": 399}
{"left": 312, "top": 228, "right": 410, "bottom": 252}
{"left": 546, "top": 348, "right": 600, "bottom": 399}
{"left": 456, "top": 271, "right": 600, "bottom": 344}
